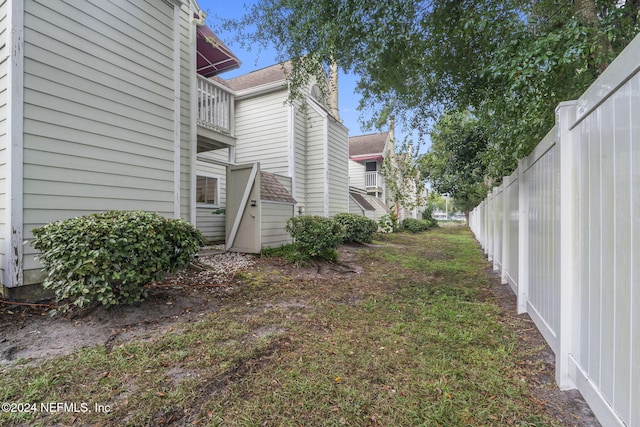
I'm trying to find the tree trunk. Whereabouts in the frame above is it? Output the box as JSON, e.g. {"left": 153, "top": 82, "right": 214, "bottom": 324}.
{"left": 328, "top": 59, "right": 340, "bottom": 122}
{"left": 574, "top": 0, "right": 614, "bottom": 74}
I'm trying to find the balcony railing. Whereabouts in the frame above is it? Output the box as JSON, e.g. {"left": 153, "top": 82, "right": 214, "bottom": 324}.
{"left": 197, "top": 74, "right": 234, "bottom": 135}
{"left": 365, "top": 171, "right": 383, "bottom": 189}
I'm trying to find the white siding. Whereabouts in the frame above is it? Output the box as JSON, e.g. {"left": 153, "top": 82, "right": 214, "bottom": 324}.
{"left": 0, "top": 0, "right": 8, "bottom": 282}
{"left": 234, "top": 91, "right": 290, "bottom": 175}
{"left": 261, "top": 201, "right": 293, "bottom": 248}
{"left": 196, "top": 149, "right": 228, "bottom": 241}
{"left": 293, "top": 101, "right": 307, "bottom": 208}
{"left": 304, "top": 105, "right": 326, "bottom": 215}
{"left": 196, "top": 208, "right": 225, "bottom": 242}
{"left": 327, "top": 118, "right": 349, "bottom": 216}
{"left": 179, "top": 0, "right": 194, "bottom": 221}
{"left": 21, "top": 0, "right": 181, "bottom": 284}
{"left": 348, "top": 195, "right": 364, "bottom": 216}
{"left": 348, "top": 159, "right": 365, "bottom": 189}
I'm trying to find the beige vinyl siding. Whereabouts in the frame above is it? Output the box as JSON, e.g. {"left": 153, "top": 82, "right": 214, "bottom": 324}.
{"left": 196, "top": 149, "right": 228, "bottom": 241}
{"left": 293, "top": 102, "right": 307, "bottom": 208}
{"left": 0, "top": 0, "right": 7, "bottom": 281}
{"left": 327, "top": 118, "right": 349, "bottom": 216}
{"left": 196, "top": 209, "right": 225, "bottom": 242}
{"left": 348, "top": 159, "right": 365, "bottom": 189}
{"left": 234, "top": 91, "right": 290, "bottom": 175}
{"left": 21, "top": 0, "right": 178, "bottom": 284}
{"left": 179, "top": 1, "right": 193, "bottom": 221}
{"left": 304, "top": 104, "right": 327, "bottom": 216}
{"left": 261, "top": 201, "right": 293, "bottom": 248}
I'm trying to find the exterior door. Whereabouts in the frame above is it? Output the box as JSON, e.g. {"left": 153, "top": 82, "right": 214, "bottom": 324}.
{"left": 225, "top": 163, "right": 261, "bottom": 253}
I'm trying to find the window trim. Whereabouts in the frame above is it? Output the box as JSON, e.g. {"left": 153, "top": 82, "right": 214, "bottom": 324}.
{"left": 196, "top": 173, "right": 220, "bottom": 208}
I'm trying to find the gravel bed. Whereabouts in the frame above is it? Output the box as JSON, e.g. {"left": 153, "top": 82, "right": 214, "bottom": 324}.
{"left": 162, "top": 251, "right": 257, "bottom": 286}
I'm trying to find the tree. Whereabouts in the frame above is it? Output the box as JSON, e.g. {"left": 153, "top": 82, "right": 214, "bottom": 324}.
{"left": 380, "top": 137, "right": 427, "bottom": 221}
{"left": 427, "top": 192, "right": 447, "bottom": 214}
{"left": 219, "top": 0, "right": 640, "bottom": 179}
{"left": 418, "top": 111, "right": 489, "bottom": 220}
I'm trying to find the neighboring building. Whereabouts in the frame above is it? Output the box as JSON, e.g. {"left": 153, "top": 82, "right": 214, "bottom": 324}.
{"left": 348, "top": 132, "right": 389, "bottom": 198}
{"left": 348, "top": 130, "right": 427, "bottom": 221}
{"left": 196, "top": 62, "right": 350, "bottom": 244}
{"left": 229, "top": 62, "right": 349, "bottom": 218}
{"left": 347, "top": 132, "right": 393, "bottom": 220}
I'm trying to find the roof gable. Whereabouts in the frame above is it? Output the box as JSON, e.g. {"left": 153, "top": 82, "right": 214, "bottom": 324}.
{"left": 222, "top": 62, "right": 292, "bottom": 91}
{"left": 349, "top": 132, "right": 389, "bottom": 157}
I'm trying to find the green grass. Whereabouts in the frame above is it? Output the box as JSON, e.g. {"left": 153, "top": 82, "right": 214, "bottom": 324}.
{"left": 0, "top": 226, "right": 555, "bottom": 426}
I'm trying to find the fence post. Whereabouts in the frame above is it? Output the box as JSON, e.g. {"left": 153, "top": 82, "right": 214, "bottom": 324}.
{"left": 556, "top": 100, "right": 579, "bottom": 390}
{"left": 501, "top": 177, "right": 510, "bottom": 285}
{"left": 516, "top": 161, "right": 528, "bottom": 314}
{"left": 493, "top": 187, "right": 500, "bottom": 271}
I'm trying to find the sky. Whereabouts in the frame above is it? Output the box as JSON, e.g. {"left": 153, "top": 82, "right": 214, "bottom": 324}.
{"left": 197, "top": 0, "right": 426, "bottom": 150}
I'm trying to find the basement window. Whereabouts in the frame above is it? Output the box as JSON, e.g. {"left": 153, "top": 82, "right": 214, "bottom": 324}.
{"left": 196, "top": 175, "right": 219, "bottom": 206}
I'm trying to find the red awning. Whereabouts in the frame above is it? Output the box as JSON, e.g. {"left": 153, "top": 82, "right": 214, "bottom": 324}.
{"left": 195, "top": 16, "right": 241, "bottom": 77}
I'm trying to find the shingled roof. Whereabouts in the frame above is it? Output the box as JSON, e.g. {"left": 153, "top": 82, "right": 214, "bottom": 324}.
{"left": 260, "top": 171, "right": 296, "bottom": 204}
{"left": 349, "top": 132, "right": 389, "bottom": 157}
{"left": 218, "top": 62, "right": 292, "bottom": 92}
{"left": 349, "top": 191, "right": 375, "bottom": 211}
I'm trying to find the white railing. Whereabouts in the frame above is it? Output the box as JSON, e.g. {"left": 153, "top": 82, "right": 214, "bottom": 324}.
{"left": 469, "top": 33, "right": 640, "bottom": 427}
{"left": 197, "top": 75, "right": 234, "bottom": 135}
{"left": 365, "top": 171, "right": 382, "bottom": 188}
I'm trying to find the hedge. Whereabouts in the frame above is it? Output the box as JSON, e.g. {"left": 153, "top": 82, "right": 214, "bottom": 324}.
{"left": 31, "top": 210, "right": 205, "bottom": 311}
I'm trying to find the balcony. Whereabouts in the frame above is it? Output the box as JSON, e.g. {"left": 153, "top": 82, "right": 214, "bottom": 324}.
{"left": 197, "top": 75, "right": 235, "bottom": 152}
{"left": 365, "top": 171, "right": 383, "bottom": 190}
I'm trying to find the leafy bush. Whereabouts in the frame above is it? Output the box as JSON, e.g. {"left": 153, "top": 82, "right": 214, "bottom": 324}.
{"left": 422, "top": 206, "right": 435, "bottom": 222}
{"left": 402, "top": 218, "right": 433, "bottom": 233}
{"left": 378, "top": 212, "right": 398, "bottom": 233}
{"left": 285, "top": 215, "right": 346, "bottom": 262}
{"left": 31, "top": 210, "right": 205, "bottom": 311}
{"left": 421, "top": 207, "right": 439, "bottom": 228}
{"left": 333, "top": 213, "right": 378, "bottom": 244}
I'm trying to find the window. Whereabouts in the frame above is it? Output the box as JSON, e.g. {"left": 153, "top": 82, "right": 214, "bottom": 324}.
{"left": 196, "top": 175, "right": 219, "bottom": 206}
{"left": 365, "top": 161, "right": 378, "bottom": 172}
{"left": 310, "top": 84, "right": 324, "bottom": 103}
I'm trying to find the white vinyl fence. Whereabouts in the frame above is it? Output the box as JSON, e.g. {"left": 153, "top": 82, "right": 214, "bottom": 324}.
{"left": 470, "top": 33, "right": 640, "bottom": 427}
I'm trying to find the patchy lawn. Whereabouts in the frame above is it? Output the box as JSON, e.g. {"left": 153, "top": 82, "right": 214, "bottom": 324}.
{"left": 0, "top": 226, "right": 598, "bottom": 426}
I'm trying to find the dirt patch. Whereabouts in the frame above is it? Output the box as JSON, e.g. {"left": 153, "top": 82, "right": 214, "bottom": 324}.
{"left": 0, "top": 247, "right": 363, "bottom": 367}
{"left": 0, "top": 286, "right": 220, "bottom": 365}
{"left": 0, "top": 251, "right": 262, "bottom": 366}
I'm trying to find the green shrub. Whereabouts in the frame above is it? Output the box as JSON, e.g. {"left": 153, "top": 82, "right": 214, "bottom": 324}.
{"left": 421, "top": 205, "right": 434, "bottom": 222}
{"left": 31, "top": 210, "right": 205, "bottom": 312}
{"left": 402, "top": 218, "right": 432, "bottom": 233}
{"left": 333, "top": 213, "right": 378, "bottom": 244}
{"left": 285, "top": 215, "right": 346, "bottom": 262}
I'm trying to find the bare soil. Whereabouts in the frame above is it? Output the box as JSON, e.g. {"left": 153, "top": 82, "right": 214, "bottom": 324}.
{"left": 0, "top": 244, "right": 600, "bottom": 426}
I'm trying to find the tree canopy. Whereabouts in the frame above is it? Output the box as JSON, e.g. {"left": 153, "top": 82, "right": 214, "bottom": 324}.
{"left": 419, "top": 111, "right": 489, "bottom": 215}
{"left": 219, "top": 0, "right": 640, "bottom": 181}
